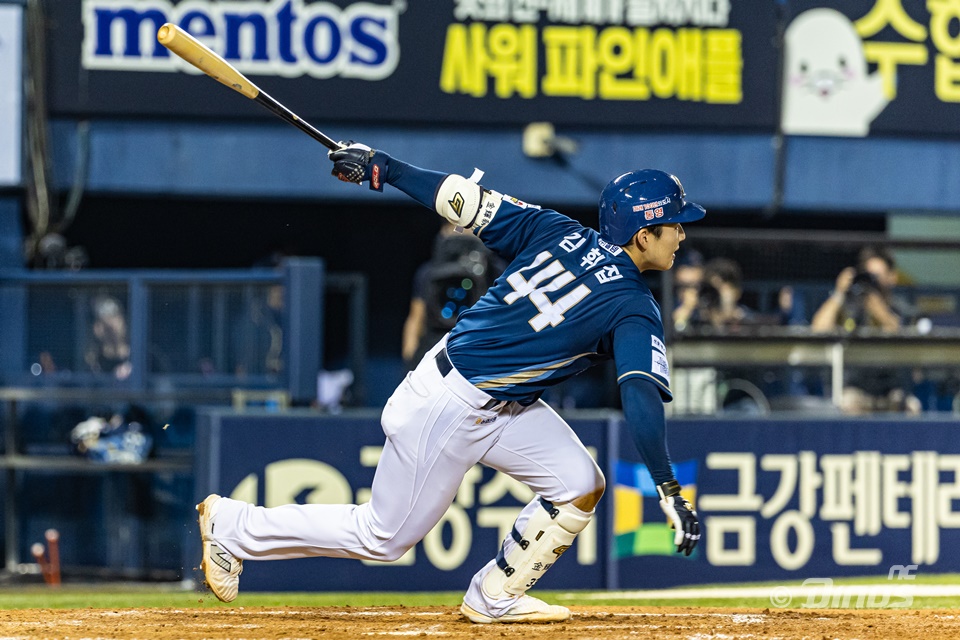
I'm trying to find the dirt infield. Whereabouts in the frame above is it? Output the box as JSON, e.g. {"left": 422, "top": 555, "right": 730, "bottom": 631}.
{"left": 1, "top": 606, "right": 959, "bottom": 639}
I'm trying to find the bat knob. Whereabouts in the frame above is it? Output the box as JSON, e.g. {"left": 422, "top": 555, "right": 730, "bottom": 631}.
{"left": 157, "top": 23, "right": 173, "bottom": 44}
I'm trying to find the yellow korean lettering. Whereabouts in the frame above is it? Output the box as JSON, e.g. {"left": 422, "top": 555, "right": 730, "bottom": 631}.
{"left": 863, "top": 41, "right": 928, "bottom": 99}
{"left": 936, "top": 54, "right": 960, "bottom": 100}
{"left": 704, "top": 29, "right": 743, "bottom": 104}
{"left": 488, "top": 23, "right": 538, "bottom": 98}
{"left": 597, "top": 27, "right": 650, "bottom": 100}
{"left": 929, "top": 0, "right": 960, "bottom": 103}
{"left": 440, "top": 23, "right": 490, "bottom": 97}
{"left": 542, "top": 26, "right": 598, "bottom": 99}
{"left": 649, "top": 28, "right": 677, "bottom": 98}
{"left": 929, "top": 0, "right": 960, "bottom": 57}
{"left": 441, "top": 23, "right": 538, "bottom": 99}
{"left": 676, "top": 29, "right": 704, "bottom": 101}
{"left": 855, "top": 0, "right": 928, "bottom": 41}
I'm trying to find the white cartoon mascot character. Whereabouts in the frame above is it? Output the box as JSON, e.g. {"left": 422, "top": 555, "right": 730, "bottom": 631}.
{"left": 782, "top": 8, "right": 888, "bottom": 137}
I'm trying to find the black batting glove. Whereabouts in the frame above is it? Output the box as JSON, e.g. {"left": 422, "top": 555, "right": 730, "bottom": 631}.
{"left": 328, "top": 141, "right": 388, "bottom": 191}
{"left": 657, "top": 480, "right": 701, "bottom": 556}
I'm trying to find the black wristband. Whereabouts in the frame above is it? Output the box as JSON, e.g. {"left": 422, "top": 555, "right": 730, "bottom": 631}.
{"left": 658, "top": 479, "right": 681, "bottom": 497}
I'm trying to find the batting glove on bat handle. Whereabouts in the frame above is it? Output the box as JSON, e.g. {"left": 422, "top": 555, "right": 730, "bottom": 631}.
{"left": 328, "top": 141, "right": 388, "bottom": 192}
{"left": 657, "top": 480, "right": 701, "bottom": 556}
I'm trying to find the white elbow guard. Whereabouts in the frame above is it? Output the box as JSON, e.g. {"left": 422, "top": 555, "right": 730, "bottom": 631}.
{"left": 435, "top": 174, "right": 502, "bottom": 231}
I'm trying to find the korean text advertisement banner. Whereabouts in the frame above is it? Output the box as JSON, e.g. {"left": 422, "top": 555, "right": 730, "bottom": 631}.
{"left": 616, "top": 418, "right": 960, "bottom": 588}
{"left": 194, "top": 412, "right": 612, "bottom": 592}
{"left": 47, "top": 0, "right": 778, "bottom": 129}
{"left": 196, "top": 412, "right": 960, "bottom": 592}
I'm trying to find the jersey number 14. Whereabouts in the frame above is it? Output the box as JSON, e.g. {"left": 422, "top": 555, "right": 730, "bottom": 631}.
{"left": 504, "top": 251, "right": 591, "bottom": 331}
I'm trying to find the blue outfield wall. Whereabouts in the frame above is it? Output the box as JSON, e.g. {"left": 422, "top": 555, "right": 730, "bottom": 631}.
{"left": 194, "top": 412, "right": 960, "bottom": 592}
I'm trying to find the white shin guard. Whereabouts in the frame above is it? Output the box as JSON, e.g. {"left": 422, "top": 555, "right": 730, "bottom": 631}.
{"left": 482, "top": 498, "right": 592, "bottom": 598}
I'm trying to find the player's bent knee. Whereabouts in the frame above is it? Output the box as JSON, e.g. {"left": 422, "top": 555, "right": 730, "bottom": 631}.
{"left": 571, "top": 483, "right": 605, "bottom": 512}
{"left": 561, "top": 459, "right": 605, "bottom": 506}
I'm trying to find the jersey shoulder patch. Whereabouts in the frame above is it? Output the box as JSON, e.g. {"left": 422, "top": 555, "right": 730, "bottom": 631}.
{"left": 501, "top": 194, "right": 540, "bottom": 210}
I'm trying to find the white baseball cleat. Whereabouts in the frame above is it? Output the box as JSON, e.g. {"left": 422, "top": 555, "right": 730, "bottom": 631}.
{"left": 197, "top": 494, "right": 243, "bottom": 603}
{"left": 460, "top": 595, "right": 571, "bottom": 623}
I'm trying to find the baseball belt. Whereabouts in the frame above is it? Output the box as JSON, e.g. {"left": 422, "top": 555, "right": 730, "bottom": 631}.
{"left": 435, "top": 348, "right": 505, "bottom": 412}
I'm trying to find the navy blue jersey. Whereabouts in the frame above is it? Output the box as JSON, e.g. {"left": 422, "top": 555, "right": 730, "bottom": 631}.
{"left": 445, "top": 196, "right": 672, "bottom": 405}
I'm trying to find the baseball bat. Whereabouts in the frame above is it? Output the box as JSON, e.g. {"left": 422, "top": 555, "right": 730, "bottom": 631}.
{"left": 156, "top": 23, "right": 341, "bottom": 151}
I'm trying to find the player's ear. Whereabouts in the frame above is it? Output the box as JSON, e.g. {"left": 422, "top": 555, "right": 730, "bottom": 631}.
{"left": 634, "top": 228, "right": 649, "bottom": 251}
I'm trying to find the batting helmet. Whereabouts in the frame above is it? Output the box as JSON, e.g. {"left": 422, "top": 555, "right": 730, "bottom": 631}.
{"left": 598, "top": 170, "right": 706, "bottom": 246}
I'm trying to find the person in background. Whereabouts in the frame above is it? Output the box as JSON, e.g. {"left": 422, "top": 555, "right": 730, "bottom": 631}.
{"left": 810, "top": 246, "right": 920, "bottom": 414}
{"left": 671, "top": 248, "right": 705, "bottom": 333}
{"left": 698, "top": 257, "right": 756, "bottom": 329}
{"left": 85, "top": 295, "right": 132, "bottom": 381}
{"left": 811, "top": 246, "right": 913, "bottom": 333}
{"left": 402, "top": 224, "right": 497, "bottom": 369}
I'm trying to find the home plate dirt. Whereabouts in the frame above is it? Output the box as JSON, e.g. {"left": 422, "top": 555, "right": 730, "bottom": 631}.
{"left": 1, "top": 606, "right": 959, "bottom": 639}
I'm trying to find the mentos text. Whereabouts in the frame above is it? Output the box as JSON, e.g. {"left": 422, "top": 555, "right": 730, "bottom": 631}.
{"left": 82, "top": 0, "right": 401, "bottom": 80}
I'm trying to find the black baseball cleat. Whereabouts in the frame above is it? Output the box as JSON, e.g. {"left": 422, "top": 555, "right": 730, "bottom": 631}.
{"left": 197, "top": 494, "right": 243, "bottom": 602}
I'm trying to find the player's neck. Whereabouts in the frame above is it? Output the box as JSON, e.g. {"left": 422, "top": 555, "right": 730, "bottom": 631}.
{"left": 623, "top": 242, "right": 652, "bottom": 272}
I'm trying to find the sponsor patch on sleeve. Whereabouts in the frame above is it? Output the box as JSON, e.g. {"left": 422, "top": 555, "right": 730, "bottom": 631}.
{"left": 502, "top": 194, "right": 540, "bottom": 210}
{"left": 652, "top": 351, "right": 671, "bottom": 383}
{"left": 651, "top": 335, "right": 666, "bottom": 354}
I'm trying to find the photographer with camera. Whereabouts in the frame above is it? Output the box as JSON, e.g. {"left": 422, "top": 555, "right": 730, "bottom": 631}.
{"left": 811, "top": 246, "right": 919, "bottom": 414}
{"left": 698, "top": 257, "right": 758, "bottom": 329}
{"left": 672, "top": 253, "right": 759, "bottom": 332}
{"left": 811, "top": 246, "right": 912, "bottom": 333}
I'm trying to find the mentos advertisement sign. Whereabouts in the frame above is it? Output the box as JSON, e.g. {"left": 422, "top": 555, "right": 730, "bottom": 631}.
{"left": 81, "top": 0, "right": 399, "bottom": 80}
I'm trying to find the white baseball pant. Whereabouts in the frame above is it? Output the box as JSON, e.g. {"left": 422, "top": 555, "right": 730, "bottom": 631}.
{"left": 211, "top": 336, "right": 604, "bottom": 608}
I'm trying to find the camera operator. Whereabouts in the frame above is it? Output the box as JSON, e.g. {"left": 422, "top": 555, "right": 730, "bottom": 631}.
{"left": 810, "top": 246, "right": 919, "bottom": 413}
{"left": 811, "top": 246, "right": 913, "bottom": 333}
{"left": 402, "top": 224, "right": 500, "bottom": 368}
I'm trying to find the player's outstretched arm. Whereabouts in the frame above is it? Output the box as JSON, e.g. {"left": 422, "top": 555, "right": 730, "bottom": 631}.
{"left": 620, "top": 377, "right": 701, "bottom": 555}
{"left": 328, "top": 142, "right": 496, "bottom": 230}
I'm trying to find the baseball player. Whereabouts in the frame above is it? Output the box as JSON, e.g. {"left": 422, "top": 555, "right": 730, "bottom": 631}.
{"left": 196, "top": 144, "right": 703, "bottom": 622}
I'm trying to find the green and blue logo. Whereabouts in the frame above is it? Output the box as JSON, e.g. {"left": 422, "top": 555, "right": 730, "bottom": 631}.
{"left": 613, "top": 459, "right": 698, "bottom": 558}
